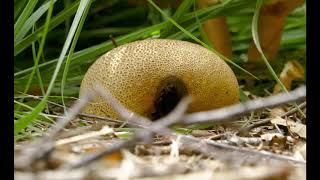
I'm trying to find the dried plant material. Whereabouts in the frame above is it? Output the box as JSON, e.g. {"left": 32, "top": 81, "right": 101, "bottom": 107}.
{"left": 170, "top": 136, "right": 181, "bottom": 160}
{"left": 99, "top": 151, "right": 188, "bottom": 179}
{"left": 271, "top": 116, "right": 306, "bottom": 138}
{"left": 273, "top": 60, "right": 305, "bottom": 93}
{"left": 197, "top": 0, "right": 233, "bottom": 58}
{"left": 15, "top": 83, "right": 306, "bottom": 179}
{"left": 191, "top": 130, "right": 217, "bottom": 137}
{"left": 103, "top": 151, "right": 123, "bottom": 161}
{"left": 261, "top": 133, "right": 284, "bottom": 142}
{"left": 293, "top": 142, "right": 306, "bottom": 161}
{"left": 55, "top": 126, "right": 114, "bottom": 146}
{"left": 71, "top": 141, "right": 105, "bottom": 154}
{"left": 15, "top": 169, "right": 89, "bottom": 180}
{"left": 269, "top": 107, "right": 286, "bottom": 118}
{"left": 48, "top": 151, "right": 81, "bottom": 169}
{"left": 228, "top": 135, "right": 262, "bottom": 146}
{"left": 248, "top": 0, "right": 305, "bottom": 61}
{"left": 135, "top": 165, "right": 291, "bottom": 180}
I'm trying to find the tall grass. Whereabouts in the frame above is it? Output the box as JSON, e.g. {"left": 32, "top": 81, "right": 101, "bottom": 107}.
{"left": 14, "top": 0, "right": 306, "bottom": 137}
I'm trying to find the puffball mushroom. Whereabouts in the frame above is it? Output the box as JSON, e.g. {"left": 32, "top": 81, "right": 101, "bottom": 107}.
{"left": 79, "top": 39, "right": 239, "bottom": 119}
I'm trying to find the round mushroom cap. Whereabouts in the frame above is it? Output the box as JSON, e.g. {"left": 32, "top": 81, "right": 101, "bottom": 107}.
{"left": 79, "top": 39, "right": 239, "bottom": 119}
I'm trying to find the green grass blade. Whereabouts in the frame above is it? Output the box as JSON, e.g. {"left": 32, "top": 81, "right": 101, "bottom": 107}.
{"left": 14, "top": 1, "right": 80, "bottom": 56}
{"left": 14, "top": 0, "right": 28, "bottom": 21}
{"left": 15, "top": 0, "right": 92, "bottom": 134}
{"left": 31, "top": 26, "right": 46, "bottom": 97}
{"left": 15, "top": 0, "right": 55, "bottom": 112}
{"left": 14, "top": 22, "right": 169, "bottom": 77}
{"left": 15, "top": 0, "right": 257, "bottom": 76}
{"left": 251, "top": 0, "right": 290, "bottom": 91}
{"left": 15, "top": 101, "right": 47, "bottom": 135}
{"left": 147, "top": 0, "right": 258, "bottom": 80}
{"left": 252, "top": 0, "right": 305, "bottom": 117}
{"left": 15, "top": 0, "right": 58, "bottom": 42}
{"left": 161, "top": 0, "right": 194, "bottom": 37}
{"left": 193, "top": 0, "right": 212, "bottom": 47}
{"left": 14, "top": 0, "right": 39, "bottom": 37}
{"left": 61, "top": 0, "right": 92, "bottom": 110}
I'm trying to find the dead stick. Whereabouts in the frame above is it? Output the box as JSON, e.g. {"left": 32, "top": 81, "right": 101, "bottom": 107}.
{"left": 182, "top": 86, "right": 305, "bottom": 124}
{"left": 63, "top": 85, "right": 305, "bottom": 169}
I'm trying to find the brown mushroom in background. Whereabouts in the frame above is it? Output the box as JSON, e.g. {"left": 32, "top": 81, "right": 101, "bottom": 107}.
{"left": 273, "top": 60, "right": 305, "bottom": 94}
{"left": 128, "top": 0, "right": 233, "bottom": 58}
{"left": 196, "top": 0, "right": 233, "bottom": 58}
{"left": 247, "top": 0, "right": 305, "bottom": 62}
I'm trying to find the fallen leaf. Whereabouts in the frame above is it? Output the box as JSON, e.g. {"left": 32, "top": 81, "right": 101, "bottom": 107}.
{"left": 271, "top": 116, "right": 306, "bottom": 138}
{"left": 273, "top": 60, "right": 304, "bottom": 93}
{"left": 269, "top": 107, "right": 286, "bottom": 118}
{"left": 104, "top": 151, "right": 123, "bottom": 161}
{"left": 260, "top": 133, "right": 284, "bottom": 142}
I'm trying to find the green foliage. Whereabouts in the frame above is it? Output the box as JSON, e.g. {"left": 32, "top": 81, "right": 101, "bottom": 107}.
{"left": 14, "top": 0, "right": 306, "bottom": 137}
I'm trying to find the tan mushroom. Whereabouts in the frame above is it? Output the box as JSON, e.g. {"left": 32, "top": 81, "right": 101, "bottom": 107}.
{"left": 80, "top": 39, "right": 239, "bottom": 119}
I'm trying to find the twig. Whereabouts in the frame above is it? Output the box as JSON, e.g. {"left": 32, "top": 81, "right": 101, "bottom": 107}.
{"left": 61, "top": 86, "right": 192, "bottom": 170}
{"left": 14, "top": 90, "right": 95, "bottom": 169}
{"left": 55, "top": 126, "right": 114, "bottom": 146}
{"left": 46, "top": 89, "right": 95, "bottom": 137}
{"left": 178, "top": 135, "right": 305, "bottom": 165}
{"left": 16, "top": 85, "right": 306, "bottom": 171}
{"left": 62, "top": 86, "right": 305, "bottom": 170}
{"left": 62, "top": 133, "right": 143, "bottom": 170}
{"left": 77, "top": 113, "right": 146, "bottom": 128}
{"left": 239, "top": 101, "right": 306, "bottom": 132}
{"left": 182, "top": 86, "right": 306, "bottom": 124}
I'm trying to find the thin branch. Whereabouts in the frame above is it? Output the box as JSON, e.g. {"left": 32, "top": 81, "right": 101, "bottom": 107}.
{"left": 46, "top": 89, "right": 95, "bottom": 137}
{"left": 182, "top": 86, "right": 306, "bottom": 124}
{"left": 61, "top": 86, "right": 193, "bottom": 170}
{"left": 14, "top": 89, "right": 94, "bottom": 169}
{"left": 61, "top": 85, "right": 305, "bottom": 170}
{"left": 239, "top": 101, "right": 306, "bottom": 132}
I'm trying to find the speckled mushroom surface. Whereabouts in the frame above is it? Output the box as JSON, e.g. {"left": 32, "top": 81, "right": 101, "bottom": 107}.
{"left": 80, "top": 39, "right": 239, "bottom": 119}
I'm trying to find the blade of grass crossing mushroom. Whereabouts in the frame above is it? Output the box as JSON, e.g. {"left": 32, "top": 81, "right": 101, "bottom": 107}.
{"left": 252, "top": 0, "right": 305, "bottom": 117}
{"left": 14, "top": 0, "right": 92, "bottom": 134}
{"left": 61, "top": 0, "right": 92, "bottom": 111}
{"left": 15, "top": 0, "right": 55, "bottom": 112}
{"left": 147, "top": 0, "right": 259, "bottom": 80}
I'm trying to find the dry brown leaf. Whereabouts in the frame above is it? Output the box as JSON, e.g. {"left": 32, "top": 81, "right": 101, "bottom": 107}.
{"left": 260, "top": 133, "right": 284, "bottom": 142}
{"left": 104, "top": 151, "right": 123, "bottom": 161}
{"left": 270, "top": 116, "right": 306, "bottom": 138}
{"left": 273, "top": 60, "right": 305, "bottom": 93}
{"left": 269, "top": 107, "right": 286, "bottom": 118}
